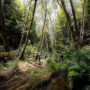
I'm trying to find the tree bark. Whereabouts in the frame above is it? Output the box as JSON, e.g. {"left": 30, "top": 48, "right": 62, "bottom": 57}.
{"left": 80, "top": 0, "right": 86, "bottom": 46}
{"left": 59, "top": 0, "right": 75, "bottom": 43}
{"left": 58, "top": 0, "right": 81, "bottom": 49}
{"left": 18, "top": 0, "right": 32, "bottom": 55}
{"left": 69, "top": 0, "right": 80, "bottom": 49}
{"left": 18, "top": 0, "right": 37, "bottom": 60}
{"left": 47, "top": 10, "right": 55, "bottom": 53}
{"left": 0, "top": 0, "right": 9, "bottom": 52}
{"left": 45, "top": 31, "right": 49, "bottom": 53}
{"left": 38, "top": 8, "right": 47, "bottom": 51}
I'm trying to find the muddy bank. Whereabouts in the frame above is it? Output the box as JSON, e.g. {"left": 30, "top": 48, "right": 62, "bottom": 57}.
{"left": 28, "top": 71, "right": 70, "bottom": 90}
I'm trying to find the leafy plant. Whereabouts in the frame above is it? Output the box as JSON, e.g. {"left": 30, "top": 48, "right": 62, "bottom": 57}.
{"left": 65, "top": 46, "right": 90, "bottom": 89}
{"left": 0, "top": 64, "right": 3, "bottom": 70}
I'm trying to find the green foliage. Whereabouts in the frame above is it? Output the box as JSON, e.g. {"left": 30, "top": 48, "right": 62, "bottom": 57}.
{"left": 84, "top": 0, "right": 90, "bottom": 45}
{"left": 0, "top": 64, "right": 3, "bottom": 70}
{"left": 0, "top": 0, "right": 38, "bottom": 50}
{"left": 86, "top": 0, "right": 90, "bottom": 17}
{"left": 53, "top": 53, "right": 59, "bottom": 60}
{"left": 68, "top": 71, "right": 81, "bottom": 79}
{"left": 30, "top": 69, "right": 40, "bottom": 76}
{"left": 48, "top": 62, "right": 60, "bottom": 71}
{"left": 24, "top": 45, "right": 38, "bottom": 59}
{"left": 48, "top": 61, "right": 67, "bottom": 72}
{"left": 47, "top": 57, "right": 53, "bottom": 64}
{"left": 59, "top": 63, "right": 68, "bottom": 71}
{"left": 54, "top": 8, "right": 69, "bottom": 51}
{"left": 27, "top": 68, "right": 51, "bottom": 90}
{"left": 10, "top": 50, "right": 18, "bottom": 59}
{"left": 7, "top": 60, "right": 18, "bottom": 68}
{"left": 84, "top": 86, "right": 90, "bottom": 90}
{"left": 69, "top": 64, "right": 81, "bottom": 72}
{"left": 64, "top": 45, "right": 76, "bottom": 60}
{"left": 64, "top": 46, "right": 90, "bottom": 89}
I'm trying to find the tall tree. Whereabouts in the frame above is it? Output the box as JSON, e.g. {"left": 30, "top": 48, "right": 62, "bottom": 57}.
{"left": 18, "top": 0, "right": 38, "bottom": 60}
{"left": 38, "top": 8, "right": 47, "bottom": 51}
{"left": 57, "top": 0, "right": 81, "bottom": 49}
{"left": 18, "top": 0, "right": 32, "bottom": 55}
{"left": 69, "top": 0, "right": 80, "bottom": 49}
{"left": 57, "top": 0, "right": 74, "bottom": 45}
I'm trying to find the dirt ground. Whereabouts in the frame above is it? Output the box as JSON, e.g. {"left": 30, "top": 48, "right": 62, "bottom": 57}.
{"left": 0, "top": 59, "right": 47, "bottom": 90}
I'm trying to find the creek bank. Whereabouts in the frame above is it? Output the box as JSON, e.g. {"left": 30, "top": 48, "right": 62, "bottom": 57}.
{"left": 27, "top": 70, "right": 70, "bottom": 90}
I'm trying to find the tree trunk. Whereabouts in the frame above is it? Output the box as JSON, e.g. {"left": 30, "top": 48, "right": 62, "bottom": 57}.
{"left": 69, "top": 0, "right": 80, "bottom": 49}
{"left": 58, "top": 0, "right": 81, "bottom": 49}
{"left": 80, "top": 0, "right": 86, "bottom": 46}
{"left": 59, "top": 0, "right": 75, "bottom": 44}
{"left": 45, "top": 30, "right": 49, "bottom": 53}
{"left": 38, "top": 8, "right": 47, "bottom": 51}
{"left": 0, "top": 1, "right": 9, "bottom": 52}
{"left": 18, "top": 0, "right": 32, "bottom": 55}
{"left": 47, "top": 10, "right": 55, "bottom": 53}
{"left": 18, "top": 0, "right": 37, "bottom": 60}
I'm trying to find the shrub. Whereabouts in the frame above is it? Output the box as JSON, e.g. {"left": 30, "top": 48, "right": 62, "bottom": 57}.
{"left": 66, "top": 46, "right": 90, "bottom": 89}
{"left": 47, "top": 57, "right": 53, "bottom": 64}
{"left": 0, "top": 64, "right": 3, "bottom": 70}
{"left": 53, "top": 53, "right": 59, "bottom": 61}
{"left": 48, "top": 62, "right": 67, "bottom": 72}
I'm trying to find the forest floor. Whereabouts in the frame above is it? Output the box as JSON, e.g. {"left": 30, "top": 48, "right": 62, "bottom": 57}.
{"left": 0, "top": 59, "right": 47, "bottom": 90}
{"left": 18, "top": 59, "right": 47, "bottom": 73}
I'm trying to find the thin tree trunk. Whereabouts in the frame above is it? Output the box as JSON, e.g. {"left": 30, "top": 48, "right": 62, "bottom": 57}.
{"left": 57, "top": 0, "right": 62, "bottom": 8}
{"left": 47, "top": 11, "right": 55, "bottom": 53}
{"left": 38, "top": 8, "right": 47, "bottom": 51}
{"left": 0, "top": 1, "right": 9, "bottom": 52}
{"left": 45, "top": 31, "right": 49, "bottom": 53}
{"left": 80, "top": 0, "right": 86, "bottom": 46}
{"left": 18, "top": 0, "right": 37, "bottom": 60}
{"left": 18, "top": 0, "right": 32, "bottom": 55}
{"left": 41, "top": 29, "right": 45, "bottom": 50}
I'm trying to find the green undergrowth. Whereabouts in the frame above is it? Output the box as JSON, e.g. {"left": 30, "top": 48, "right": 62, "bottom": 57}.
{"left": 47, "top": 45, "right": 90, "bottom": 89}
{"left": 10, "top": 45, "right": 38, "bottom": 60}
{"left": 63, "top": 46, "right": 90, "bottom": 89}
{"left": 48, "top": 61, "right": 67, "bottom": 72}
{"left": 0, "top": 64, "right": 3, "bottom": 70}
{"left": 26, "top": 68, "right": 52, "bottom": 90}
{"left": 25, "top": 58, "right": 68, "bottom": 89}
